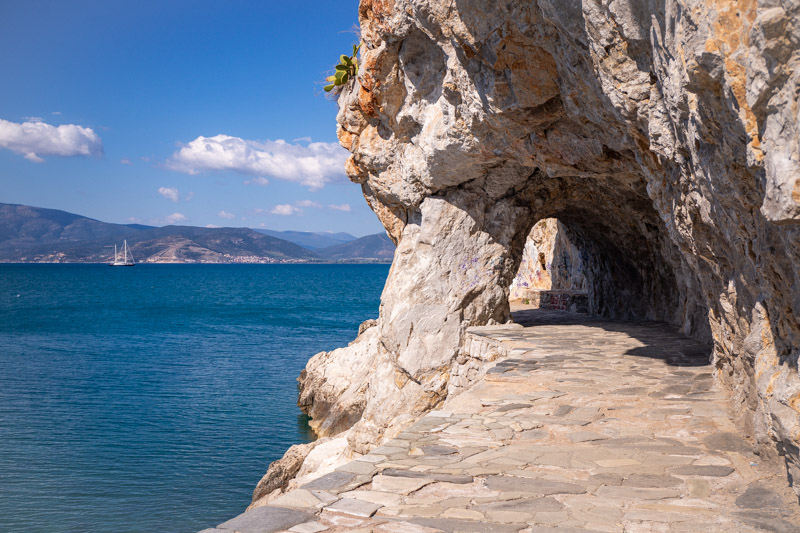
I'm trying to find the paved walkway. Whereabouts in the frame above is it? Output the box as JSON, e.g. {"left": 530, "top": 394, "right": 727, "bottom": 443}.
{"left": 202, "top": 310, "right": 800, "bottom": 533}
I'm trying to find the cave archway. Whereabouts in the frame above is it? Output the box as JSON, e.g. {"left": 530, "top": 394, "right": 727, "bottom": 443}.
{"left": 509, "top": 218, "right": 589, "bottom": 313}
{"left": 504, "top": 174, "right": 711, "bottom": 342}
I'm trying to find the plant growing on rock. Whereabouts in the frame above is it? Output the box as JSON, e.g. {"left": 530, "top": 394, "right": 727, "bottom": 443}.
{"left": 324, "top": 43, "right": 361, "bottom": 93}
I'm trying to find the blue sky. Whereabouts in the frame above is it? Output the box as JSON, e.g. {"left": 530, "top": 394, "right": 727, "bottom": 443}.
{"left": 0, "top": 0, "right": 384, "bottom": 236}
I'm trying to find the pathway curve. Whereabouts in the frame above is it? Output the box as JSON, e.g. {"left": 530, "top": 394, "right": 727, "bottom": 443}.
{"left": 201, "top": 310, "right": 800, "bottom": 533}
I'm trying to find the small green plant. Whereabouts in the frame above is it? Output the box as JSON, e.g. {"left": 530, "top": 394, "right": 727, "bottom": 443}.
{"left": 324, "top": 43, "right": 361, "bottom": 92}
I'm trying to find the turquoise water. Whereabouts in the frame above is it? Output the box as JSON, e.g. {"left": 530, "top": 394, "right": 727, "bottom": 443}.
{"left": 0, "top": 264, "right": 389, "bottom": 533}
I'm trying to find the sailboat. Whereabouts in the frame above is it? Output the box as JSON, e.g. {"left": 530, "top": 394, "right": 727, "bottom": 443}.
{"left": 110, "top": 240, "right": 135, "bottom": 266}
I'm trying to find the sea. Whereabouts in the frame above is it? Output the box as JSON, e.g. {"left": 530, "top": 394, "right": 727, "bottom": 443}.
{"left": 0, "top": 263, "right": 390, "bottom": 533}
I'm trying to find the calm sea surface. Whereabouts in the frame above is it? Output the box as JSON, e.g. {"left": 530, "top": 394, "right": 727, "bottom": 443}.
{"left": 0, "top": 263, "right": 389, "bottom": 533}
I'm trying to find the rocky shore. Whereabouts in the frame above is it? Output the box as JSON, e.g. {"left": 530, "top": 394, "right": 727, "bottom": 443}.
{"left": 200, "top": 308, "right": 800, "bottom": 532}
{"left": 203, "top": 0, "right": 800, "bottom": 528}
{"left": 252, "top": 0, "right": 800, "bottom": 502}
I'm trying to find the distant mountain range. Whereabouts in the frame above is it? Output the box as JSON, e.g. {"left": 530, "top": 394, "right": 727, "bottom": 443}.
{"left": 254, "top": 229, "right": 356, "bottom": 250}
{"left": 0, "top": 203, "right": 395, "bottom": 263}
{"left": 319, "top": 233, "right": 396, "bottom": 260}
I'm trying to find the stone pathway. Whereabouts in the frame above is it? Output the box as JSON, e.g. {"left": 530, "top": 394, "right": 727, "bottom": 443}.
{"left": 201, "top": 310, "right": 800, "bottom": 533}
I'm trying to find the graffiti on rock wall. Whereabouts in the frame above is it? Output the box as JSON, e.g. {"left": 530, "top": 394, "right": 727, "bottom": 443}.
{"left": 510, "top": 218, "right": 587, "bottom": 300}
{"left": 460, "top": 255, "right": 503, "bottom": 291}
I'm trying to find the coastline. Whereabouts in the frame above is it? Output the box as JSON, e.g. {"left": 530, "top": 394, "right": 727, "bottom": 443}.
{"left": 0, "top": 260, "right": 393, "bottom": 265}
{"left": 243, "top": 302, "right": 536, "bottom": 514}
{"left": 202, "top": 306, "right": 800, "bottom": 532}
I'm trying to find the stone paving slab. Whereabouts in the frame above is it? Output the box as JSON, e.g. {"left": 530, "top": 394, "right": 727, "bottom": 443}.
{"left": 287, "top": 522, "right": 329, "bottom": 533}
{"left": 215, "top": 506, "right": 316, "bottom": 533}
{"left": 325, "top": 497, "right": 383, "bottom": 518}
{"left": 200, "top": 309, "right": 800, "bottom": 532}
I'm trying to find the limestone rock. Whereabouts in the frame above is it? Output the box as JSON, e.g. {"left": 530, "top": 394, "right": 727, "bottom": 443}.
{"left": 510, "top": 218, "right": 587, "bottom": 298}
{"left": 271, "top": 0, "right": 800, "bottom": 500}
{"left": 297, "top": 324, "right": 380, "bottom": 437}
{"left": 251, "top": 441, "right": 320, "bottom": 507}
{"left": 291, "top": 436, "right": 352, "bottom": 488}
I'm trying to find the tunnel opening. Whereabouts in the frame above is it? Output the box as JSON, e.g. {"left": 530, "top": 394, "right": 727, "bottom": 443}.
{"left": 506, "top": 191, "right": 709, "bottom": 341}
{"left": 506, "top": 213, "right": 714, "bottom": 368}
{"left": 509, "top": 213, "right": 685, "bottom": 324}
{"left": 494, "top": 173, "right": 712, "bottom": 343}
{"left": 509, "top": 218, "right": 589, "bottom": 313}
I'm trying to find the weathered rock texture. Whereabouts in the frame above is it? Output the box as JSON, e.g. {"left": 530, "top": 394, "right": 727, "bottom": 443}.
{"left": 265, "top": 0, "right": 800, "bottom": 501}
{"left": 509, "top": 218, "right": 587, "bottom": 299}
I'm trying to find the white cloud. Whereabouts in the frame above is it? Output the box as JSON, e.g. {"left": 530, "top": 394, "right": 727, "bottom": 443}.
{"left": 52, "top": 111, "right": 62, "bottom": 115}
{"left": 259, "top": 200, "right": 323, "bottom": 217}
{"left": 293, "top": 136, "right": 312, "bottom": 143}
{"left": 164, "top": 213, "right": 187, "bottom": 225}
{"left": 120, "top": 158, "right": 132, "bottom": 165}
{"left": 328, "top": 203, "right": 352, "bottom": 212}
{"left": 218, "top": 210, "right": 235, "bottom": 219}
{"left": 244, "top": 177, "right": 270, "bottom": 186}
{"left": 184, "top": 191, "right": 195, "bottom": 202}
{"left": 166, "top": 134, "right": 348, "bottom": 189}
{"left": 0, "top": 118, "right": 103, "bottom": 162}
{"left": 206, "top": 224, "right": 221, "bottom": 228}
{"left": 158, "top": 187, "right": 180, "bottom": 203}
{"left": 271, "top": 204, "right": 301, "bottom": 216}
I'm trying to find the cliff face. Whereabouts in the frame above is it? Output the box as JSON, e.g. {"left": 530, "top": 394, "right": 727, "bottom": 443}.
{"left": 277, "top": 0, "right": 800, "bottom": 501}
{"left": 509, "top": 218, "right": 587, "bottom": 299}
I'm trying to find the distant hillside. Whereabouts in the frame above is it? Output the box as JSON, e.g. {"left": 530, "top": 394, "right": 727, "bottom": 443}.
{"left": 124, "top": 226, "right": 318, "bottom": 263}
{"left": 318, "top": 233, "right": 395, "bottom": 261}
{"left": 254, "top": 229, "right": 356, "bottom": 250}
{"left": 0, "top": 203, "right": 147, "bottom": 243}
{"left": 0, "top": 203, "right": 395, "bottom": 263}
{"left": 0, "top": 203, "right": 316, "bottom": 263}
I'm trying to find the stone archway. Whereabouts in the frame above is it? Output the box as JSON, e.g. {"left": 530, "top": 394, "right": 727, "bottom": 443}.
{"left": 297, "top": 169, "right": 707, "bottom": 451}
{"left": 509, "top": 218, "right": 588, "bottom": 313}
{"left": 289, "top": 0, "right": 800, "bottom": 498}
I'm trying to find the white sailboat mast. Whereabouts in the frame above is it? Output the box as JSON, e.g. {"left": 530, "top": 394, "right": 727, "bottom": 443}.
{"left": 111, "top": 240, "right": 135, "bottom": 265}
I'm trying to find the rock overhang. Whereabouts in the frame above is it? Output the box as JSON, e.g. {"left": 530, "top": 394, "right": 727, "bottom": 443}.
{"left": 278, "top": 0, "right": 800, "bottom": 501}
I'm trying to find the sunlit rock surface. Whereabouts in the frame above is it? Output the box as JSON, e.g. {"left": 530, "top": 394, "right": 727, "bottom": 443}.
{"left": 509, "top": 218, "right": 587, "bottom": 300}
{"left": 258, "top": 0, "right": 800, "bottom": 501}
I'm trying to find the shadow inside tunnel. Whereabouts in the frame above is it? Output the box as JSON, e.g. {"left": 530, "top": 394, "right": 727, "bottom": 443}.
{"left": 510, "top": 308, "right": 712, "bottom": 367}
